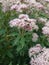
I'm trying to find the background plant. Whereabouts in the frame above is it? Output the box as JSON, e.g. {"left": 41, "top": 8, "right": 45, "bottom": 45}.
{"left": 0, "top": 0, "right": 49, "bottom": 65}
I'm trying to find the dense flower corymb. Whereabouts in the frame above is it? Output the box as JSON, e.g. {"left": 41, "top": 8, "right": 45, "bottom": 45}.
{"left": 9, "top": 14, "right": 38, "bottom": 31}
{"left": 29, "top": 44, "right": 49, "bottom": 65}
{"left": 11, "top": 3, "right": 28, "bottom": 12}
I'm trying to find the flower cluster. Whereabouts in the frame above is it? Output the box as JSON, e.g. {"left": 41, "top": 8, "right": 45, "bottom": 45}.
{"left": 1, "top": 0, "right": 49, "bottom": 65}
{"left": 29, "top": 44, "right": 49, "bottom": 65}
{"left": 1, "top": 0, "right": 49, "bottom": 13}
{"left": 9, "top": 14, "right": 38, "bottom": 31}
{"left": 38, "top": 17, "right": 47, "bottom": 24}
{"left": 11, "top": 2, "right": 28, "bottom": 13}
{"left": 10, "top": 0, "right": 45, "bottom": 14}
{"left": 1, "top": 0, "right": 18, "bottom": 12}
{"left": 42, "top": 21, "right": 49, "bottom": 42}
{"left": 42, "top": 20, "right": 49, "bottom": 35}
{"left": 32, "top": 33, "right": 39, "bottom": 42}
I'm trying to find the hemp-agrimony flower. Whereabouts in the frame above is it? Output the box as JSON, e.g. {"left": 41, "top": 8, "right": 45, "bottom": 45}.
{"left": 9, "top": 14, "right": 38, "bottom": 31}
{"left": 29, "top": 44, "right": 49, "bottom": 65}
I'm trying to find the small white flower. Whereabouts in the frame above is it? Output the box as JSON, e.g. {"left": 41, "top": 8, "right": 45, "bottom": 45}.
{"left": 32, "top": 33, "right": 38, "bottom": 42}
{"left": 11, "top": 4, "right": 18, "bottom": 10}
{"left": 45, "top": 21, "right": 49, "bottom": 27}
{"left": 9, "top": 19, "right": 21, "bottom": 27}
{"left": 38, "top": 17, "right": 47, "bottom": 23}
{"left": 45, "top": 0, "right": 49, "bottom": 2}
{"left": 42, "top": 26, "right": 49, "bottom": 35}
{"left": 19, "top": 14, "right": 29, "bottom": 20}
{"left": 35, "top": 2, "right": 44, "bottom": 9}
{"left": 27, "top": 19, "right": 36, "bottom": 23}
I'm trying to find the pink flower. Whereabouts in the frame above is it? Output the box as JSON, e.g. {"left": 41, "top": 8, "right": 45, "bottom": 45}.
{"left": 42, "top": 26, "right": 49, "bottom": 35}
{"left": 19, "top": 14, "right": 29, "bottom": 20}
{"left": 11, "top": 4, "right": 18, "bottom": 10}
{"left": 9, "top": 19, "right": 21, "bottom": 27}
{"left": 35, "top": 2, "right": 44, "bottom": 9}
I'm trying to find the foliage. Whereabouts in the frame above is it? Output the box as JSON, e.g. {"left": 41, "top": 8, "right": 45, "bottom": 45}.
{"left": 0, "top": 2, "right": 49, "bottom": 65}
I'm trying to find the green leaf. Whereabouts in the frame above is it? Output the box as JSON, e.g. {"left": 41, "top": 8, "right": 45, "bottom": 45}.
{"left": 6, "top": 51, "right": 13, "bottom": 58}
{"left": 9, "top": 62, "right": 12, "bottom": 65}
{"left": 0, "top": 29, "right": 6, "bottom": 35}
{"left": 20, "top": 37, "right": 25, "bottom": 48}
{"left": 12, "top": 36, "right": 20, "bottom": 46}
